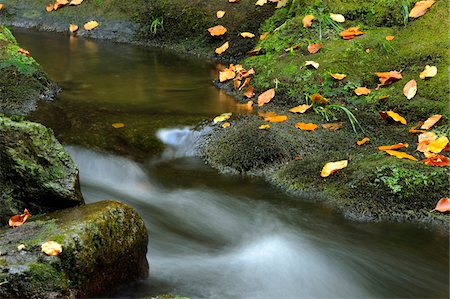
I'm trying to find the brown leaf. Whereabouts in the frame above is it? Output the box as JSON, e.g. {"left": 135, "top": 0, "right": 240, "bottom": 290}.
{"left": 322, "top": 122, "right": 343, "bottom": 131}
{"left": 307, "top": 42, "right": 322, "bottom": 54}
{"left": 303, "top": 15, "right": 315, "bottom": 28}
{"left": 423, "top": 155, "right": 450, "bottom": 167}
{"left": 354, "top": 87, "right": 371, "bottom": 96}
{"left": 357, "top": 137, "right": 370, "bottom": 146}
{"left": 295, "top": 122, "right": 318, "bottom": 131}
{"left": 378, "top": 143, "right": 409, "bottom": 150}
{"left": 8, "top": 209, "right": 32, "bottom": 228}
{"left": 208, "top": 25, "right": 227, "bottom": 36}
{"left": 46, "top": 3, "right": 54, "bottom": 12}
{"left": 233, "top": 79, "right": 241, "bottom": 90}
{"left": 244, "top": 86, "right": 255, "bottom": 98}
{"left": 17, "top": 48, "right": 30, "bottom": 57}
{"left": 289, "top": 104, "right": 312, "bottom": 114}
{"left": 310, "top": 93, "right": 328, "bottom": 104}
{"left": 409, "top": 121, "right": 426, "bottom": 134}
{"left": 239, "top": 78, "right": 251, "bottom": 91}
{"left": 421, "top": 114, "right": 442, "bottom": 130}
{"left": 375, "top": 71, "right": 403, "bottom": 88}
{"left": 409, "top": 0, "right": 435, "bottom": 18}
{"left": 321, "top": 160, "right": 348, "bottom": 177}
{"left": 257, "top": 88, "right": 275, "bottom": 107}
{"left": 247, "top": 47, "right": 263, "bottom": 57}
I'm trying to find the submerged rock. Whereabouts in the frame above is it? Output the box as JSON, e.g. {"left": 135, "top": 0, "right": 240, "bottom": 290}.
{"left": 0, "top": 116, "right": 84, "bottom": 225}
{"left": 0, "top": 200, "right": 149, "bottom": 298}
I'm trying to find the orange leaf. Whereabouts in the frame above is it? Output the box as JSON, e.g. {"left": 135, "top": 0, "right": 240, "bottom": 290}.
{"left": 41, "top": 241, "right": 63, "bottom": 256}
{"left": 310, "top": 93, "right": 328, "bottom": 104}
{"left": 219, "top": 69, "right": 235, "bottom": 82}
{"left": 321, "top": 160, "right": 348, "bottom": 177}
{"left": 260, "top": 32, "right": 269, "bottom": 40}
{"left": 383, "top": 150, "right": 417, "bottom": 161}
{"left": 240, "top": 32, "right": 255, "bottom": 38}
{"left": 84, "top": 20, "right": 99, "bottom": 31}
{"left": 258, "top": 111, "right": 277, "bottom": 118}
{"left": 257, "top": 88, "right": 275, "bottom": 107}
{"left": 422, "top": 155, "right": 450, "bottom": 167}
{"left": 339, "top": 27, "right": 365, "bottom": 39}
{"left": 427, "top": 136, "right": 449, "bottom": 154}
{"left": 403, "top": 79, "right": 417, "bottom": 99}
{"left": 307, "top": 42, "right": 322, "bottom": 54}
{"left": 385, "top": 35, "right": 395, "bottom": 41}
{"left": 53, "top": 2, "right": 65, "bottom": 10}
{"left": 264, "top": 115, "right": 288, "bottom": 123}
{"left": 409, "top": 121, "right": 426, "bottom": 134}
{"left": 0, "top": 4, "right": 4, "bottom": 11}
{"left": 378, "top": 143, "right": 409, "bottom": 150}
{"left": 330, "top": 73, "right": 346, "bottom": 80}
{"left": 46, "top": 3, "right": 54, "bottom": 12}
{"left": 357, "top": 137, "right": 370, "bottom": 146}
{"left": 322, "top": 122, "right": 343, "bottom": 131}
{"left": 222, "top": 122, "right": 231, "bottom": 128}
{"left": 295, "top": 122, "right": 318, "bottom": 131}
{"left": 303, "top": 15, "right": 315, "bottom": 28}
{"left": 417, "top": 132, "right": 437, "bottom": 152}
{"left": 8, "top": 209, "right": 32, "bottom": 228}
{"left": 17, "top": 48, "right": 30, "bottom": 57}
{"left": 285, "top": 44, "right": 300, "bottom": 52}
{"left": 434, "top": 198, "right": 450, "bottom": 212}
{"left": 375, "top": 71, "right": 403, "bottom": 87}
{"left": 215, "top": 42, "right": 229, "bottom": 55}
{"left": 208, "top": 25, "right": 227, "bottom": 36}
{"left": 112, "top": 123, "right": 125, "bottom": 129}
{"left": 244, "top": 86, "right": 255, "bottom": 98}
{"left": 259, "top": 124, "right": 270, "bottom": 129}
{"left": 238, "top": 78, "right": 251, "bottom": 91}
{"left": 289, "top": 104, "right": 312, "bottom": 113}
{"left": 386, "top": 111, "right": 407, "bottom": 124}
{"left": 69, "top": 24, "right": 79, "bottom": 33}
{"left": 421, "top": 114, "right": 442, "bottom": 130}
{"left": 409, "top": 0, "right": 435, "bottom": 18}
{"left": 354, "top": 87, "right": 371, "bottom": 96}
{"left": 216, "top": 10, "right": 225, "bottom": 18}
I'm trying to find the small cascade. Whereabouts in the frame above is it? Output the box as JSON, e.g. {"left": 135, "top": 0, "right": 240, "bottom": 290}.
{"left": 156, "top": 126, "right": 211, "bottom": 159}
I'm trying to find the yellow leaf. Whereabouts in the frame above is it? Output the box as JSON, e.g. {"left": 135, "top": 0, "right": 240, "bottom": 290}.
{"left": 240, "top": 32, "right": 255, "bottom": 38}
{"left": 57, "top": 0, "right": 69, "bottom": 4}
{"left": 41, "top": 241, "right": 63, "bottom": 256}
{"left": 215, "top": 42, "right": 229, "bottom": 55}
{"left": 329, "top": 13, "right": 345, "bottom": 23}
{"left": 419, "top": 65, "right": 437, "bottom": 79}
{"left": 302, "top": 15, "right": 315, "bottom": 28}
{"left": 289, "top": 104, "right": 312, "bottom": 113}
{"left": 305, "top": 60, "right": 319, "bottom": 69}
{"left": 208, "top": 25, "right": 227, "bottom": 36}
{"left": 112, "top": 123, "right": 125, "bottom": 129}
{"left": 427, "top": 136, "right": 449, "bottom": 153}
{"left": 0, "top": 4, "right": 4, "bottom": 10}
{"left": 255, "top": 0, "right": 267, "bottom": 6}
{"left": 219, "top": 69, "right": 235, "bottom": 82}
{"left": 84, "top": 20, "right": 99, "bottom": 31}
{"left": 69, "top": 0, "right": 83, "bottom": 5}
{"left": 69, "top": 24, "right": 79, "bottom": 33}
{"left": 321, "top": 160, "right": 348, "bottom": 177}
{"left": 276, "top": 0, "right": 288, "bottom": 8}
{"left": 409, "top": 0, "right": 435, "bottom": 18}
{"left": 354, "top": 87, "right": 371, "bottom": 96}
{"left": 383, "top": 150, "right": 417, "bottom": 161}
{"left": 295, "top": 122, "right": 318, "bottom": 131}
{"left": 330, "top": 73, "right": 346, "bottom": 80}
{"left": 216, "top": 10, "right": 225, "bottom": 18}
{"left": 257, "top": 88, "right": 275, "bottom": 107}
{"left": 213, "top": 113, "right": 232, "bottom": 123}
{"left": 222, "top": 122, "right": 231, "bottom": 128}
{"left": 386, "top": 111, "right": 407, "bottom": 124}
{"left": 357, "top": 137, "right": 369, "bottom": 146}
{"left": 403, "top": 79, "right": 417, "bottom": 99}
{"left": 259, "top": 124, "right": 270, "bottom": 129}
{"left": 421, "top": 114, "right": 442, "bottom": 130}
{"left": 378, "top": 143, "right": 409, "bottom": 151}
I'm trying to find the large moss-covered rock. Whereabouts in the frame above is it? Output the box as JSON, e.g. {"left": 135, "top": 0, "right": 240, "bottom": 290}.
{"left": 0, "top": 116, "right": 84, "bottom": 225}
{"left": 0, "top": 200, "right": 149, "bottom": 298}
{"left": 0, "top": 26, "right": 58, "bottom": 115}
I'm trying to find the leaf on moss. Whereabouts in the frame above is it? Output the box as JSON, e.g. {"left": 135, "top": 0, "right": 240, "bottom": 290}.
{"left": 305, "top": 61, "right": 319, "bottom": 69}
{"left": 330, "top": 73, "right": 346, "bottom": 80}
{"left": 310, "top": 93, "right": 329, "bottom": 104}
{"left": 375, "top": 71, "right": 402, "bottom": 88}
{"left": 422, "top": 155, "right": 450, "bottom": 167}
{"left": 409, "top": 0, "right": 435, "bottom": 18}
{"left": 382, "top": 150, "right": 417, "bottom": 161}
{"left": 419, "top": 65, "right": 437, "bottom": 79}
{"left": 41, "top": 241, "right": 63, "bottom": 256}
{"left": 427, "top": 136, "right": 449, "bottom": 153}
{"left": 111, "top": 123, "right": 125, "bottom": 129}
{"left": 264, "top": 115, "right": 288, "bottom": 122}
{"left": 303, "top": 15, "right": 315, "bottom": 28}
{"left": 215, "top": 42, "right": 229, "bottom": 55}
{"left": 385, "top": 111, "right": 407, "bottom": 124}
{"left": 378, "top": 143, "right": 409, "bottom": 150}
{"left": 417, "top": 132, "right": 437, "bottom": 152}
{"left": 259, "top": 124, "right": 270, "bottom": 129}
{"left": 257, "top": 88, "right": 275, "bottom": 107}
{"left": 357, "top": 137, "right": 370, "bottom": 146}
{"left": 216, "top": 10, "right": 225, "bottom": 18}
{"left": 403, "top": 79, "right": 417, "bottom": 99}
{"left": 420, "top": 114, "right": 442, "bottom": 129}
{"left": 354, "top": 87, "right": 371, "bottom": 96}
{"left": 208, "top": 25, "right": 227, "bottom": 36}
{"left": 307, "top": 42, "right": 322, "bottom": 54}
{"left": 322, "top": 122, "right": 343, "bottom": 131}
{"left": 385, "top": 35, "right": 395, "bottom": 41}
{"left": 8, "top": 209, "right": 31, "bottom": 228}
{"left": 289, "top": 104, "right": 312, "bottom": 113}
{"left": 321, "top": 160, "right": 348, "bottom": 177}
{"left": 329, "top": 13, "right": 345, "bottom": 23}
{"left": 339, "top": 27, "right": 365, "bottom": 39}
{"left": 222, "top": 122, "right": 231, "bottom": 128}
{"left": 295, "top": 122, "right": 318, "bottom": 131}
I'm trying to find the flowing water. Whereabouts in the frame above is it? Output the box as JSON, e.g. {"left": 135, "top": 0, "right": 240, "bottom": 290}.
{"left": 13, "top": 29, "right": 449, "bottom": 299}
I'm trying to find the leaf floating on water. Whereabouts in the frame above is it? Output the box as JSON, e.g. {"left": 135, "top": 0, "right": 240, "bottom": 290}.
{"left": 419, "top": 65, "right": 437, "bottom": 79}
{"left": 215, "top": 42, "right": 229, "bottom": 55}
{"left": 295, "top": 122, "right": 318, "bottom": 131}
{"left": 216, "top": 10, "right": 225, "bottom": 18}
{"left": 427, "top": 136, "right": 449, "bottom": 153}
{"left": 257, "top": 88, "right": 275, "bottom": 107}
{"left": 423, "top": 155, "right": 450, "bottom": 167}
{"left": 421, "top": 114, "right": 442, "bottom": 130}
{"left": 321, "top": 160, "right": 348, "bottom": 177}
{"left": 385, "top": 111, "right": 407, "bottom": 124}
{"left": 354, "top": 87, "right": 371, "bottom": 96}
{"left": 357, "top": 137, "right": 370, "bottom": 146}
{"left": 41, "top": 241, "right": 62, "bottom": 256}
{"left": 383, "top": 150, "right": 417, "bottom": 161}
{"left": 322, "top": 122, "right": 343, "bottom": 131}
{"left": 303, "top": 15, "right": 315, "bottom": 28}
{"left": 330, "top": 73, "right": 346, "bottom": 80}
{"left": 264, "top": 115, "right": 288, "bottom": 123}
{"left": 409, "top": 0, "right": 435, "bottom": 18}
{"left": 305, "top": 61, "right": 319, "bottom": 69}
{"left": 208, "top": 25, "right": 227, "bottom": 36}
{"left": 259, "top": 124, "right": 270, "bottom": 129}
{"left": 240, "top": 32, "right": 255, "bottom": 38}
{"left": 69, "top": 24, "right": 79, "bottom": 33}
{"left": 307, "top": 42, "right": 322, "bottom": 54}
{"left": 84, "top": 20, "right": 99, "bottom": 31}
{"left": 289, "top": 104, "right": 312, "bottom": 114}
{"left": 213, "top": 113, "right": 232, "bottom": 124}
{"left": 8, "top": 209, "right": 31, "bottom": 228}
{"left": 378, "top": 143, "right": 409, "bottom": 151}
{"left": 433, "top": 198, "right": 450, "bottom": 212}
{"left": 329, "top": 13, "right": 345, "bottom": 23}
{"left": 403, "top": 79, "right": 417, "bottom": 99}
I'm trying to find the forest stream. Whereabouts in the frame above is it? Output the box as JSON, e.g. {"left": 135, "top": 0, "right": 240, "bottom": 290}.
{"left": 14, "top": 28, "right": 449, "bottom": 299}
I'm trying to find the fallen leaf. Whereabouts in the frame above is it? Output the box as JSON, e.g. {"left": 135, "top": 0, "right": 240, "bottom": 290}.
{"left": 257, "top": 88, "right": 275, "bottom": 107}
{"left": 329, "top": 13, "right": 345, "bottom": 23}
{"left": 233, "top": 79, "right": 241, "bottom": 90}
{"left": 46, "top": 3, "right": 54, "bottom": 12}
{"left": 383, "top": 150, "right": 417, "bottom": 161}
{"left": 417, "top": 132, "right": 437, "bottom": 152}
{"left": 208, "top": 25, "right": 227, "bottom": 36}
{"left": 322, "top": 122, "right": 343, "bottom": 131}
{"left": 84, "top": 20, "right": 99, "bottom": 31}
{"left": 57, "top": 0, "right": 69, "bottom": 4}
{"left": 219, "top": 69, "right": 235, "bottom": 82}
{"left": 41, "top": 241, "right": 62, "bottom": 256}
{"left": 285, "top": 44, "right": 301, "bottom": 52}
{"left": 427, "top": 136, "right": 449, "bottom": 153}
{"left": 229, "top": 0, "right": 240, "bottom": 2}
{"left": 258, "top": 111, "right": 277, "bottom": 118}
{"left": 295, "top": 122, "right": 318, "bottom": 131}
{"left": 375, "top": 71, "right": 402, "bottom": 87}
{"left": 215, "top": 41, "right": 229, "bottom": 55}
{"left": 307, "top": 42, "right": 322, "bottom": 54}
{"left": 69, "top": 0, "right": 83, "bottom": 5}
{"left": 386, "top": 111, "right": 407, "bottom": 124}
{"left": 237, "top": 100, "right": 254, "bottom": 111}
{"left": 421, "top": 114, "right": 442, "bottom": 129}
{"left": 247, "top": 47, "right": 263, "bottom": 57}
{"left": 403, "top": 79, "right": 417, "bottom": 99}
{"left": 239, "top": 77, "right": 251, "bottom": 91}
{"left": 354, "top": 87, "right": 371, "bottom": 96}
{"left": 303, "top": 15, "right": 315, "bottom": 28}
{"left": 213, "top": 113, "right": 232, "bottom": 123}
{"left": 17, "top": 244, "right": 26, "bottom": 251}
{"left": 244, "top": 86, "right": 255, "bottom": 98}
{"left": 289, "top": 104, "right": 312, "bottom": 113}
{"left": 8, "top": 209, "right": 31, "bottom": 228}
{"left": 259, "top": 124, "right": 270, "bottom": 129}
{"left": 385, "top": 35, "right": 395, "bottom": 41}
{"left": 378, "top": 143, "right": 409, "bottom": 150}
{"left": 0, "top": 4, "right": 4, "bottom": 10}
{"left": 216, "top": 10, "right": 225, "bottom": 18}
{"left": 330, "top": 73, "right": 346, "bottom": 80}
{"left": 240, "top": 32, "right": 255, "bottom": 38}
{"left": 310, "top": 93, "right": 329, "bottom": 104}
{"left": 409, "top": 0, "right": 435, "bottom": 18}
{"left": 305, "top": 61, "right": 319, "bottom": 69}
{"left": 423, "top": 155, "right": 450, "bottom": 167}
{"left": 321, "top": 160, "right": 348, "bottom": 177}
{"left": 433, "top": 197, "right": 450, "bottom": 212}
{"left": 17, "top": 48, "right": 30, "bottom": 57}
{"left": 275, "top": 0, "right": 288, "bottom": 8}
{"left": 409, "top": 121, "right": 426, "bottom": 134}
{"left": 419, "top": 65, "right": 437, "bottom": 79}
{"left": 357, "top": 137, "right": 370, "bottom": 146}
{"left": 255, "top": 0, "right": 267, "bottom": 6}
{"left": 339, "top": 27, "right": 364, "bottom": 39}
{"left": 69, "top": 24, "right": 79, "bottom": 33}
{"left": 222, "top": 122, "right": 231, "bottom": 128}
{"left": 54, "top": 2, "right": 65, "bottom": 10}
{"left": 112, "top": 123, "right": 125, "bottom": 129}
{"left": 264, "top": 115, "right": 288, "bottom": 122}
{"left": 260, "top": 32, "right": 269, "bottom": 40}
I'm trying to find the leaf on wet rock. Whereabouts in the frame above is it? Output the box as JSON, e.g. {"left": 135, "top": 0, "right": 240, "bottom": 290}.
{"left": 69, "top": 0, "right": 83, "bottom": 5}
{"left": 383, "top": 150, "right": 417, "bottom": 161}
{"left": 307, "top": 42, "right": 322, "bottom": 54}
{"left": 84, "top": 20, "right": 99, "bottom": 31}
{"left": 289, "top": 104, "right": 312, "bottom": 113}
{"left": 422, "top": 155, "right": 450, "bottom": 167}
{"left": 216, "top": 10, "right": 225, "bottom": 18}
{"left": 339, "top": 27, "right": 365, "bottom": 39}
{"left": 215, "top": 42, "right": 229, "bottom": 55}
{"left": 54, "top": 2, "right": 65, "bottom": 10}
{"left": 305, "top": 61, "right": 319, "bottom": 69}
{"left": 219, "top": 69, "right": 235, "bottom": 82}
{"left": 321, "top": 160, "right": 348, "bottom": 177}
{"left": 69, "top": 24, "right": 79, "bottom": 33}
{"left": 420, "top": 114, "right": 442, "bottom": 129}
{"left": 375, "top": 71, "right": 402, "bottom": 88}
{"left": 419, "top": 65, "right": 437, "bottom": 79}
{"left": 208, "top": 25, "right": 227, "bottom": 36}
{"left": 285, "top": 44, "right": 301, "bottom": 52}
{"left": 112, "top": 123, "right": 125, "bottom": 129}
{"left": 384, "top": 111, "right": 407, "bottom": 124}
{"left": 229, "top": 0, "right": 240, "bottom": 2}
{"left": 329, "top": 13, "right": 345, "bottom": 23}
{"left": 354, "top": 87, "right": 371, "bottom": 96}
{"left": 330, "top": 73, "right": 346, "bottom": 80}
{"left": 264, "top": 115, "right": 288, "bottom": 122}
{"left": 403, "top": 79, "right": 417, "bottom": 99}
{"left": 378, "top": 143, "right": 409, "bottom": 151}
{"left": 322, "top": 122, "right": 343, "bottom": 131}
{"left": 295, "top": 122, "right": 318, "bottom": 131}
{"left": 41, "top": 241, "right": 62, "bottom": 256}
{"left": 357, "top": 137, "right": 370, "bottom": 146}
{"left": 239, "top": 78, "right": 251, "bottom": 91}
{"left": 244, "top": 86, "right": 255, "bottom": 98}
{"left": 257, "top": 88, "right": 275, "bottom": 107}
{"left": 409, "top": 0, "right": 435, "bottom": 18}
{"left": 233, "top": 79, "right": 241, "bottom": 90}
{"left": 213, "top": 113, "right": 232, "bottom": 123}
{"left": 8, "top": 209, "right": 31, "bottom": 228}
{"left": 46, "top": 3, "right": 54, "bottom": 12}
{"left": 302, "top": 15, "right": 315, "bottom": 28}
{"left": 240, "top": 32, "right": 255, "bottom": 38}
{"left": 427, "top": 136, "right": 449, "bottom": 154}
{"left": 222, "top": 122, "right": 231, "bottom": 128}
{"left": 259, "top": 124, "right": 270, "bottom": 129}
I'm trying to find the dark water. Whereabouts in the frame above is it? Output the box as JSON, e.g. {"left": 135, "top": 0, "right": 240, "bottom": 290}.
{"left": 13, "top": 29, "right": 449, "bottom": 299}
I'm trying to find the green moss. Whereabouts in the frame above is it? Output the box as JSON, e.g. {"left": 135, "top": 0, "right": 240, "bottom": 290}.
{"left": 29, "top": 263, "right": 68, "bottom": 292}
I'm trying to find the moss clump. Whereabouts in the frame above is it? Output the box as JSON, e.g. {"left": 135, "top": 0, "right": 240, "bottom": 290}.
{"left": 28, "top": 263, "right": 68, "bottom": 292}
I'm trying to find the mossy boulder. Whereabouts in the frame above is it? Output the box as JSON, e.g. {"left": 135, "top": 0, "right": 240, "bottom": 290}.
{"left": 0, "top": 26, "right": 58, "bottom": 115}
{"left": 0, "top": 116, "right": 84, "bottom": 226}
{"left": 0, "top": 200, "right": 149, "bottom": 298}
